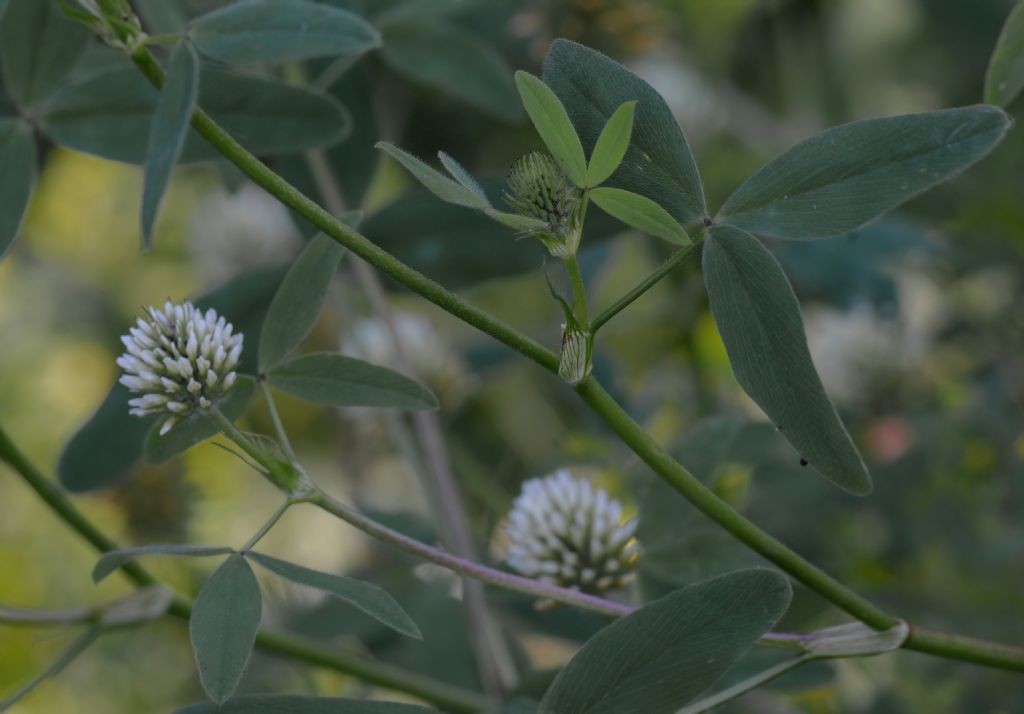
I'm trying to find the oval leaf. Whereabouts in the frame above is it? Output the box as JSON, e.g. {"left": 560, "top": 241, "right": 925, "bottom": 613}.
{"left": 514, "top": 71, "right": 587, "bottom": 187}
{"left": 93, "top": 545, "right": 234, "bottom": 583}
{"left": 143, "top": 375, "right": 256, "bottom": 465}
{"left": 41, "top": 64, "right": 350, "bottom": 165}
{"left": 259, "top": 234, "right": 345, "bottom": 372}
{"left": 0, "top": 118, "right": 37, "bottom": 259}
{"left": 0, "top": 0, "right": 90, "bottom": 109}
{"left": 379, "top": 18, "right": 520, "bottom": 122}
{"left": 175, "top": 696, "right": 434, "bottom": 713}
{"left": 142, "top": 42, "right": 199, "bottom": 250}
{"left": 376, "top": 142, "right": 488, "bottom": 209}
{"left": 267, "top": 353, "right": 437, "bottom": 410}
{"left": 543, "top": 39, "right": 707, "bottom": 224}
{"left": 703, "top": 226, "right": 871, "bottom": 495}
{"left": 585, "top": 100, "right": 636, "bottom": 187}
{"left": 718, "top": 105, "right": 1011, "bottom": 239}
{"left": 190, "top": 554, "right": 263, "bottom": 704}
{"left": 538, "top": 569, "right": 792, "bottom": 714}
{"left": 589, "top": 187, "right": 690, "bottom": 245}
{"left": 247, "top": 551, "right": 421, "bottom": 639}
{"left": 986, "top": 1, "right": 1024, "bottom": 107}
{"left": 190, "top": 0, "right": 380, "bottom": 65}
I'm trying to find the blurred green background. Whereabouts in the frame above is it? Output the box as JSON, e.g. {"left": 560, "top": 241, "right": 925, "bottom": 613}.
{"left": 1, "top": 0, "right": 1023, "bottom": 712}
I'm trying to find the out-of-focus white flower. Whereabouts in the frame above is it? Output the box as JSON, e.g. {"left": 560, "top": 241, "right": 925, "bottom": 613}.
{"left": 805, "top": 271, "right": 947, "bottom": 405}
{"left": 189, "top": 182, "right": 301, "bottom": 284}
{"left": 505, "top": 469, "right": 637, "bottom": 594}
{"left": 344, "top": 311, "right": 473, "bottom": 408}
{"left": 118, "top": 301, "right": 243, "bottom": 436}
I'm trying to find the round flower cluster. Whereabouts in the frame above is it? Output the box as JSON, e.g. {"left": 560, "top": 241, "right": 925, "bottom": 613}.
{"left": 118, "top": 301, "right": 243, "bottom": 436}
{"left": 505, "top": 469, "right": 637, "bottom": 594}
{"left": 504, "top": 151, "right": 582, "bottom": 257}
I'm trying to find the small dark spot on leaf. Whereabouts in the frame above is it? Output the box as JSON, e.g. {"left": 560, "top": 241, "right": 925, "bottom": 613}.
{"left": 800, "top": 458, "right": 808, "bottom": 466}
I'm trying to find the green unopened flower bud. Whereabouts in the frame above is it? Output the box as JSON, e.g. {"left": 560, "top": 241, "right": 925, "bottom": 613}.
{"left": 558, "top": 323, "right": 593, "bottom": 386}
{"left": 504, "top": 151, "right": 583, "bottom": 258}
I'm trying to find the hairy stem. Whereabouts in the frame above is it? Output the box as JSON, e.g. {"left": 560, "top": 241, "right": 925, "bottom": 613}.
{"left": 0, "top": 424, "right": 489, "bottom": 713}
{"left": 114, "top": 44, "right": 1024, "bottom": 673}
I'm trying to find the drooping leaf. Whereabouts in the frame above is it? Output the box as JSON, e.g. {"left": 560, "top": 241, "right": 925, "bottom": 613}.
{"left": 718, "top": 105, "right": 1011, "bottom": 239}
{"left": 483, "top": 209, "right": 549, "bottom": 233}
{"left": 258, "top": 234, "right": 345, "bottom": 372}
{"left": 267, "top": 353, "right": 437, "bottom": 410}
{"left": 538, "top": 569, "right": 792, "bottom": 714}
{"left": 542, "top": 39, "right": 706, "bottom": 224}
{"left": 986, "top": 1, "right": 1024, "bottom": 107}
{"left": 57, "top": 383, "right": 154, "bottom": 492}
{"left": 141, "top": 42, "right": 199, "bottom": 250}
{"left": 0, "top": 0, "right": 90, "bottom": 110}
{"left": 438, "top": 151, "right": 489, "bottom": 205}
{"left": 702, "top": 225, "right": 871, "bottom": 495}
{"left": 379, "top": 18, "right": 520, "bottom": 122}
{"left": 585, "top": 101, "right": 636, "bottom": 187}
{"left": 190, "top": 554, "right": 263, "bottom": 704}
{"left": 41, "top": 63, "right": 350, "bottom": 164}
{"left": 376, "top": 142, "right": 489, "bottom": 209}
{"left": 514, "top": 71, "right": 587, "bottom": 186}
{"left": 247, "top": 551, "right": 421, "bottom": 639}
{"left": 142, "top": 376, "right": 256, "bottom": 465}
{"left": 175, "top": 696, "right": 435, "bottom": 713}
{"left": 0, "top": 118, "right": 37, "bottom": 259}
{"left": 589, "top": 187, "right": 690, "bottom": 245}
{"left": 190, "top": 0, "right": 380, "bottom": 65}
{"left": 93, "top": 545, "right": 234, "bottom": 583}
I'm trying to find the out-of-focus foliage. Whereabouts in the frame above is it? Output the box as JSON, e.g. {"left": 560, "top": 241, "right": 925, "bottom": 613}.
{"left": 1, "top": 0, "right": 1023, "bottom": 712}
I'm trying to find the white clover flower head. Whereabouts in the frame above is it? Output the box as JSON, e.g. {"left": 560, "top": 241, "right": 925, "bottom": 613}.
{"left": 117, "top": 301, "right": 243, "bottom": 436}
{"left": 505, "top": 469, "right": 637, "bottom": 594}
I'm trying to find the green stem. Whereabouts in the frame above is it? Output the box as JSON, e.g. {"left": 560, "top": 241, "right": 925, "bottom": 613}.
{"left": 0, "top": 425, "right": 489, "bottom": 713}
{"left": 590, "top": 239, "right": 703, "bottom": 333}
{"left": 0, "top": 625, "right": 104, "bottom": 711}
{"left": 565, "top": 255, "right": 590, "bottom": 327}
{"left": 240, "top": 497, "right": 295, "bottom": 552}
{"left": 117, "top": 44, "right": 1024, "bottom": 674}
{"left": 676, "top": 654, "right": 812, "bottom": 714}
{"left": 260, "top": 381, "right": 298, "bottom": 463}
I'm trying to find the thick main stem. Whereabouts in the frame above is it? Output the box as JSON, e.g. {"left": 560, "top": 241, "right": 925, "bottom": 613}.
{"left": 117, "top": 45, "right": 1024, "bottom": 673}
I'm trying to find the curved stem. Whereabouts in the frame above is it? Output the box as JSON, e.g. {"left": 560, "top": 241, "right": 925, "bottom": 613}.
{"left": 566, "top": 255, "right": 590, "bottom": 328}
{"left": 0, "top": 425, "right": 489, "bottom": 713}
{"left": 309, "top": 488, "right": 632, "bottom": 617}
{"left": 114, "top": 44, "right": 1024, "bottom": 674}
{"left": 260, "top": 381, "right": 297, "bottom": 463}
{"left": 590, "top": 239, "right": 703, "bottom": 333}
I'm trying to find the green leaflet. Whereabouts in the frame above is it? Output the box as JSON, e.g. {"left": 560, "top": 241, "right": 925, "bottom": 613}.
{"left": 514, "top": 71, "right": 587, "bottom": 187}
{"left": 93, "top": 545, "right": 234, "bottom": 583}
{"left": 585, "top": 101, "right": 636, "bottom": 187}
{"left": 190, "top": 554, "right": 262, "bottom": 704}
{"left": 985, "top": 1, "right": 1024, "bottom": 107}
{"left": 141, "top": 42, "right": 199, "bottom": 250}
{"left": 190, "top": 0, "right": 380, "bottom": 65}
{"left": 258, "top": 234, "right": 346, "bottom": 372}
{"left": 380, "top": 18, "right": 520, "bottom": 122}
{"left": 542, "top": 39, "right": 707, "bottom": 224}
{"left": 717, "top": 105, "right": 1011, "bottom": 239}
{"left": 0, "top": 118, "right": 37, "bottom": 259}
{"left": 589, "top": 187, "right": 690, "bottom": 245}
{"left": 376, "top": 142, "right": 489, "bottom": 209}
{"left": 41, "top": 64, "right": 350, "bottom": 165}
{"left": 266, "top": 353, "right": 437, "bottom": 411}
{"left": 702, "top": 225, "right": 871, "bottom": 495}
{"left": 538, "top": 569, "right": 792, "bottom": 713}
{"left": 247, "top": 552, "right": 421, "bottom": 639}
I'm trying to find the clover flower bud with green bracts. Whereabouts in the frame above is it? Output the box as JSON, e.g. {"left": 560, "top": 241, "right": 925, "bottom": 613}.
{"left": 504, "top": 151, "right": 583, "bottom": 258}
{"left": 505, "top": 469, "right": 637, "bottom": 595}
{"left": 558, "top": 322, "right": 593, "bottom": 386}
{"left": 118, "top": 301, "right": 243, "bottom": 436}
